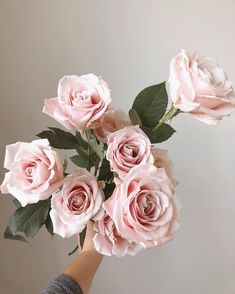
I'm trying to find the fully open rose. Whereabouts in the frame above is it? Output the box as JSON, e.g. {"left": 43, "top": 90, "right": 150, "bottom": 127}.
{"left": 43, "top": 74, "right": 111, "bottom": 130}
{"left": 1, "top": 139, "right": 63, "bottom": 207}
{"left": 93, "top": 214, "right": 143, "bottom": 257}
{"left": 106, "top": 126, "right": 154, "bottom": 179}
{"left": 94, "top": 108, "right": 131, "bottom": 141}
{"left": 104, "top": 163, "right": 181, "bottom": 245}
{"left": 169, "top": 49, "right": 235, "bottom": 124}
{"left": 50, "top": 169, "right": 104, "bottom": 238}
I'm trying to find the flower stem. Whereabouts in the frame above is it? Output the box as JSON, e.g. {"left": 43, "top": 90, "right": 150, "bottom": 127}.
{"left": 94, "top": 157, "right": 100, "bottom": 177}
{"left": 68, "top": 245, "right": 78, "bottom": 256}
{"left": 154, "top": 104, "right": 179, "bottom": 130}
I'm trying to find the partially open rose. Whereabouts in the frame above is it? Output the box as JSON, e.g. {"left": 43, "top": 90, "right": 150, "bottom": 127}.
{"left": 50, "top": 169, "right": 104, "bottom": 238}
{"left": 43, "top": 74, "right": 111, "bottom": 130}
{"left": 106, "top": 126, "right": 154, "bottom": 179}
{"left": 104, "top": 163, "right": 181, "bottom": 245}
{"left": 152, "top": 147, "right": 178, "bottom": 188}
{"left": 94, "top": 108, "right": 131, "bottom": 141}
{"left": 1, "top": 139, "right": 63, "bottom": 206}
{"left": 169, "top": 49, "right": 235, "bottom": 124}
{"left": 93, "top": 214, "right": 143, "bottom": 257}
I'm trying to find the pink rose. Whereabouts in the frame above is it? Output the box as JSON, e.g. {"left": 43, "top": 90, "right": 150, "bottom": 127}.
{"left": 104, "top": 163, "right": 181, "bottom": 245}
{"left": 94, "top": 109, "right": 131, "bottom": 141}
{"left": 152, "top": 147, "right": 178, "bottom": 187}
{"left": 43, "top": 74, "right": 111, "bottom": 130}
{"left": 169, "top": 49, "right": 235, "bottom": 125}
{"left": 1, "top": 139, "right": 63, "bottom": 207}
{"left": 93, "top": 214, "right": 143, "bottom": 257}
{"left": 106, "top": 126, "right": 154, "bottom": 179}
{"left": 50, "top": 169, "right": 104, "bottom": 238}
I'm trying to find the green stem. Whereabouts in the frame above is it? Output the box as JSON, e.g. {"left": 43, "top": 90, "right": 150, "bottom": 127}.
{"left": 84, "top": 129, "right": 91, "bottom": 171}
{"left": 68, "top": 245, "right": 78, "bottom": 256}
{"left": 154, "top": 104, "right": 179, "bottom": 130}
{"left": 94, "top": 157, "right": 100, "bottom": 177}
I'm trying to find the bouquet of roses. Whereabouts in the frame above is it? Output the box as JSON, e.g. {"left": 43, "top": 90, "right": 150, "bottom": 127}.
{"left": 1, "top": 50, "right": 235, "bottom": 257}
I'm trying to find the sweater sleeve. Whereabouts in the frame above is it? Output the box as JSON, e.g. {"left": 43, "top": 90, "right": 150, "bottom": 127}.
{"left": 42, "top": 274, "right": 83, "bottom": 294}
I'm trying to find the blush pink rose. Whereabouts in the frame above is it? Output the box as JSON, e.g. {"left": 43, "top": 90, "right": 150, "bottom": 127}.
{"left": 94, "top": 109, "right": 131, "bottom": 141}
{"left": 50, "top": 169, "right": 104, "bottom": 238}
{"left": 169, "top": 49, "right": 235, "bottom": 125}
{"left": 152, "top": 147, "right": 178, "bottom": 188}
{"left": 93, "top": 214, "right": 143, "bottom": 257}
{"left": 104, "top": 163, "right": 181, "bottom": 245}
{"left": 106, "top": 126, "right": 154, "bottom": 179}
{"left": 1, "top": 139, "right": 63, "bottom": 207}
{"left": 43, "top": 74, "right": 111, "bottom": 130}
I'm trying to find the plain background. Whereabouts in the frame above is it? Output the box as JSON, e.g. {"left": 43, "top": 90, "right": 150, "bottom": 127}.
{"left": 1, "top": 0, "right": 235, "bottom": 293}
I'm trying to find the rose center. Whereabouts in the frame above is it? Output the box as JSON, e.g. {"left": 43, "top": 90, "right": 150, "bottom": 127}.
{"left": 67, "top": 187, "right": 90, "bottom": 214}
{"left": 24, "top": 163, "right": 37, "bottom": 183}
{"left": 122, "top": 144, "right": 139, "bottom": 158}
{"left": 69, "top": 90, "right": 92, "bottom": 106}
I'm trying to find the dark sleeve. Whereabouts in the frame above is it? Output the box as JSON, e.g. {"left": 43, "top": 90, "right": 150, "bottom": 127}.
{"left": 42, "top": 274, "right": 83, "bottom": 294}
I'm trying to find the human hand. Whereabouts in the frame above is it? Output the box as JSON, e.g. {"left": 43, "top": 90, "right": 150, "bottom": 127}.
{"left": 78, "top": 221, "right": 100, "bottom": 254}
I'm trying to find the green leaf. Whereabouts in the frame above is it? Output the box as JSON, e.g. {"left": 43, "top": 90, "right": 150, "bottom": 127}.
{"left": 76, "top": 146, "right": 89, "bottom": 159}
{"left": 37, "top": 127, "right": 78, "bottom": 149}
{"left": 4, "top": 226, "right": 28, "bottom": 243}
{"left": 45, "top": 213, "right": 54, "bottom": 237}
{"left": 132, "top": 82, "right": 168, "bottom": 128}
{"left": 75, "top": 131, "right": 89, "bottom": 149}
{"left": 98, "top": 158, "right": 113, "bottom": 182}
{"left": 142, "top": 123, "right": 176, "bottom": 143}
{"left": 70, "top": 154, "right": 89, "bottom": 169}
{"left": 13, "top": 198, "right": 21, "bottom": 208}
{"left": 103, "top": 182, "right": 116, "bottom": 200}
{"left": 5, "top": 199, "right": 51, "bottom": 240}
{"left": 128, "top": 108, "right": 142, "bottom": 126}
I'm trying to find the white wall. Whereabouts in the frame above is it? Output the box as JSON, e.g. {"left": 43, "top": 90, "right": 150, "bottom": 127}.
{"left": 1, "top": 1, "right": 235, "bottom": 293}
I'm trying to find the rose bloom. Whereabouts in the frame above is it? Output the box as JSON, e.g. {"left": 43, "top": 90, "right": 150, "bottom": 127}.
{"left": 43, "top": 74, "right": 111, "bottom": 130}
{"left": 169, "top": 49, "right": 235, "bottom": 125}
{"left": 50, "top": 169, "right": 104, "bottom": 238}
{"left": 152, "top": 147, "right": 178, "bottom": 188}
{"left": 94, "top": 108, "right": 131, "bottom": 141}
{"left": 93, "top": 214, "right": 143, "bottom": 257}
{"left": 106, "top": 126, "right": 154, "bottom": 179}
{"left": 104, "top": 163, "right": 181, "bottom": 245}
{"left": 1, "top": 139, "right": 63, "bottom": 207}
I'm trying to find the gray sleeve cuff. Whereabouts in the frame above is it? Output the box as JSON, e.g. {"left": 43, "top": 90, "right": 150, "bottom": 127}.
{"left": 42, "top": 274, "right": 83, "bottom": 294}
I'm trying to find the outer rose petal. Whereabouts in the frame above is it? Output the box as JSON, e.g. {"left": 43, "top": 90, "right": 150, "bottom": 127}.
{"left": 93, "top": 214, "right": 143, "bottom": 257}
{"left": 93, "top": 232, "right": 113, "bottom": 256}
{"left": 50, "top": 210, "right": 81, "bottom": 238}
{"left": 3, "top": 179, "right": 62, "bottom": 207}
{"left": 43, "top": 97, "right": 74, "bottom": 129}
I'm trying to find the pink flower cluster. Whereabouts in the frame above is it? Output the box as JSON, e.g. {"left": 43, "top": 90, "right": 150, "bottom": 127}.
{"left": 93, "top": 126, "right": 181, "bottom": 256}
{"left": 2, "top": 49, "right": 234, "bottom": 257}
